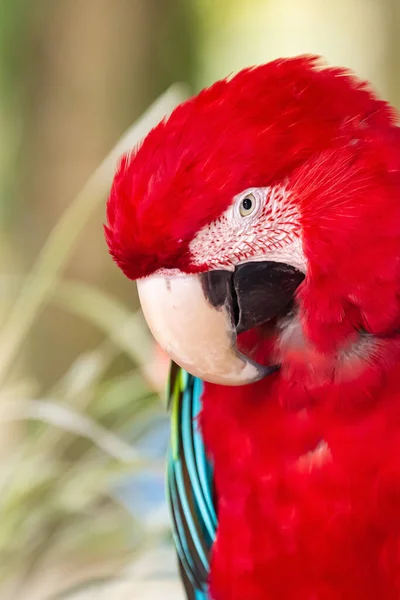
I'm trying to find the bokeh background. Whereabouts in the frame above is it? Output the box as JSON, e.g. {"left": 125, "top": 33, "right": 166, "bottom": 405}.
{"left": 0, "top": 0, "right": 399, "bottom": 598}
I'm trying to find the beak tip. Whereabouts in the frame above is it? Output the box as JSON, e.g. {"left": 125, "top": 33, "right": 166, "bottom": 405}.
{"left": 208, "top": 359, "right": 280, "bottom": 387}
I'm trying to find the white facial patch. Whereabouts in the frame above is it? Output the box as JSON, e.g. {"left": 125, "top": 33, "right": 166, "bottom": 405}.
{"left": 189, "top": 185, "right": 307, "bottom": 272}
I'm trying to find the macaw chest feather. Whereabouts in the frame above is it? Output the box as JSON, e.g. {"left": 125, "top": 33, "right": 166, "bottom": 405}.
{"left": 200, "top": 366, "right": 400, "bottom": 600}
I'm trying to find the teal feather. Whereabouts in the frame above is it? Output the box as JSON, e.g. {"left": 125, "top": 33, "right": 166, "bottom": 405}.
{"left": 168, "top": 459, "right": 199, "bottom": 588}
{"left": 182, "top": 373, "right": 215, "bottom": 543}
{"left": 192, "top": 377, "right": 217, "bottom": 530}
{"left": 167, "top": 362, "right": 217, "bottom": 599}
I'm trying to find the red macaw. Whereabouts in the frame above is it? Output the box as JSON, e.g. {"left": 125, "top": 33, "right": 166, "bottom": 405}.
{"left": 105, "top": 56, "right": 400, "bottom": 599}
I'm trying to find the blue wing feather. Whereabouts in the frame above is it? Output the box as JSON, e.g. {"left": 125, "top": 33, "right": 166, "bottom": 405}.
{"left": 192, "top": 377, "right": 217, "bottom": 530}
{"left": 167, "top": 363, "right": 217, "bottom": 599}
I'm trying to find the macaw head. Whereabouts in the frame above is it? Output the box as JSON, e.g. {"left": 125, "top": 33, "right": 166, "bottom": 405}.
{"left": 105, "top": 56, "right": 400, "bottom": 386}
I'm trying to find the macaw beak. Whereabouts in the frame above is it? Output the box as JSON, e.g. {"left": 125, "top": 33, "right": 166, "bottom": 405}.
{"left": 137, "top": 262, "right": 304, "bottom": 386}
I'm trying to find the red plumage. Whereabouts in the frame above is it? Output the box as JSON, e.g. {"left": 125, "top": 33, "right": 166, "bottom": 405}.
{"left": 105, "top": 56, "right": 400, "bottom": 598}
{"left": 201, "top": 332, "right": 400, "bottom": 599}
{"left": 106, "top": 55, "right": 397, "bottom": 280}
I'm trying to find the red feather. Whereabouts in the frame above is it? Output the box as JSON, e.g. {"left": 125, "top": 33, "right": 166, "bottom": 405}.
{"left": 105, "top": 55, "right": 396, "bottom": 280}
{"left": 200, "top": 335, "right": 400, "bottom": 599}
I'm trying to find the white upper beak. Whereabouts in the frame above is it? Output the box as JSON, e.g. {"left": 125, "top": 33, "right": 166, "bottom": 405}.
{"left": 137, "top": 273, "right": 268, "bottom": 386}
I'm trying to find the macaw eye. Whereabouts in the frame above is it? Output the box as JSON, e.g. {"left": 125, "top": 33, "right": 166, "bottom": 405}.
{"left": 239, "top": 193, "right": 256, "bottom": 217}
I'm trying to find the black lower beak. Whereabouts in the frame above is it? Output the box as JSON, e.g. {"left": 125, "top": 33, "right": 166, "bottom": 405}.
{"left": 201, "top": 261, "right": 305, "bottom": 334}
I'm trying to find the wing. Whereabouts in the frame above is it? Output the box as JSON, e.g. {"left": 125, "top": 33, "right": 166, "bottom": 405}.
{"left": 167, "top": 361, "right": 217, "bottom": 599}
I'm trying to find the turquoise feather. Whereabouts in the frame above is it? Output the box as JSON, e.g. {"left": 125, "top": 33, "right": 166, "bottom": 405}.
{"left": 167, "top": 362, "right": 217, "bottom": 599}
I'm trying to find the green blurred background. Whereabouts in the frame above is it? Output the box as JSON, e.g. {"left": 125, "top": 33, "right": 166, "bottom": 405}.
{"left": 0, "top": 0, "right": 399, "bottom": 598}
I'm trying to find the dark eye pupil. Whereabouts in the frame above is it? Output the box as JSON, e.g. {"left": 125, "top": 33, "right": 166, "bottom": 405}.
{"left": 242, "top": 197, "right": 252, "bottom": 210}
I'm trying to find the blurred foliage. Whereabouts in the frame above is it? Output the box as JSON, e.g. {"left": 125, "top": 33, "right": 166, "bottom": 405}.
{"left": 0, "top": 0, "right": 27, "bottom": 224}
{"left": 0, "top": 85, "right": 188, "bottom": 598}
{"left": 0, "top": 2, "right": 196, "bottom": 596}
